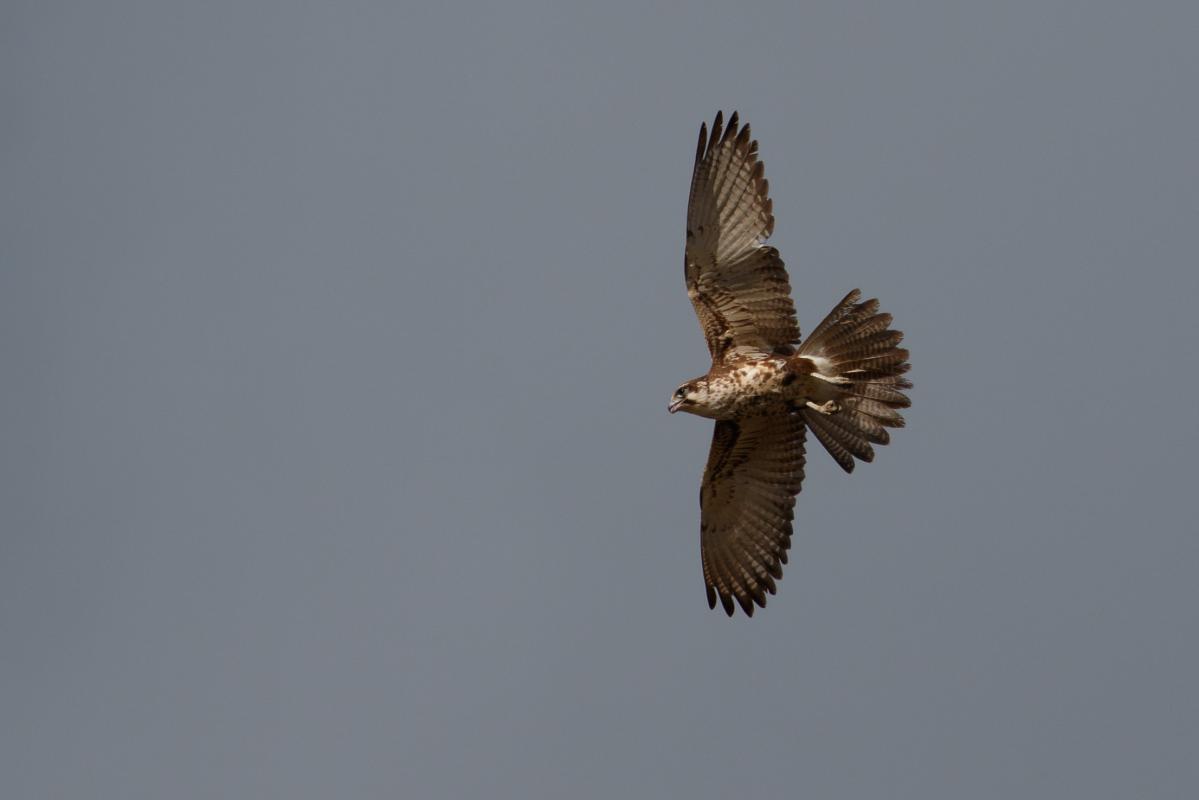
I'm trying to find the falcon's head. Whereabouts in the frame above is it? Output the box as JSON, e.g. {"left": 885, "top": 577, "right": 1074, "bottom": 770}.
{"left": 668, "top": 380, "right": 707, "bottom": 415}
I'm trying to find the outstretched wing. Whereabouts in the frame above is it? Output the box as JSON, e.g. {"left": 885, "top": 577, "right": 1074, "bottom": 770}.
{"left": 700, "top": 415, "right": 807, "bottom": 617}
{"left": 686, "top": 111, "right": 800, "bottom": 364}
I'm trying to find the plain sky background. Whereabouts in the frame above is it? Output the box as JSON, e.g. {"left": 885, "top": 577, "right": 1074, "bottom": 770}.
{"left": 3, "top": 1, "right": 1198, "bottom": 798}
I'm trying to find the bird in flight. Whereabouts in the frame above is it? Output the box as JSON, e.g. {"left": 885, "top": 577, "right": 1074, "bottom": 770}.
{"left": 671, "top": 111, "right": 911, "bottom": 617}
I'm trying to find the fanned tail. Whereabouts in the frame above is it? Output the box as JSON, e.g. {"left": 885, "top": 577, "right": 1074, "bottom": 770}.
{"left": 797, "top": 290, "right": 911, "bottom": 472}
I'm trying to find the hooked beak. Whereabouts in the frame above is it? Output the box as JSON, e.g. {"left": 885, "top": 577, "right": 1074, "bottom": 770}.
{"left": 668, "top": 399, "right": 684, "bottom": 414}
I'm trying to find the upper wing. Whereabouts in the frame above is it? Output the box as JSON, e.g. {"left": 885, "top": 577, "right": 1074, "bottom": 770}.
{"left": 686, "top": 111, "right": 800, "bottom": 364}
{"left": 700, "top": 415, "right": 807, "bottom": 617}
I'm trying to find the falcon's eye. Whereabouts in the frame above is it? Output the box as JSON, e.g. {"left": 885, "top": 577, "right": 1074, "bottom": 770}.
{"left": 675, "top": 387, "right": 687, "bottom": 399}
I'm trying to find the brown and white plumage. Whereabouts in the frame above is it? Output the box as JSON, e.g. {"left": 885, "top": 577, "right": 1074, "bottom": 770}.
{"left": 672, "top": 112, "right": 912, "bottom": 617}
{"left": 686, "top": 112, "right": 799, "bottom": 363}
{"left": 700, "top": 416, "right": 806, "bottom": 616}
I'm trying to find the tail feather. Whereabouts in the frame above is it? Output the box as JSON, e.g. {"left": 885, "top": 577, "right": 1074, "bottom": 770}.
{"left": 821, "top": 314, "right": 894, "bottom": 351}
{"left": 805, "top": 413, "right": 866, "bottom": 472}
{"left": 840, "top": 409, "right": 891, "bottom": 444}
{"left": 824, "top": 330, "right": 905, "bottom": 361}
{"left": 841, "top": 377, "right": 913, "bottom": 405}
{"left": 847, "top": 397, "right": 906, "bottom": 424}
{"left": 837, "top": 349, "right": 910, "bottom": 374}
{"left": 799, "top": 290, "right": 912, "bottom": 473}
{"left": 801, "top": 289, "right": 861, "bottom": 345}
{"left": 805, "top": 412, "right": 875, "bottom": 471}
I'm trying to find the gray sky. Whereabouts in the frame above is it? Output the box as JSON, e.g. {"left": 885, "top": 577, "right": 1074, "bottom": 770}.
{"left": 3, "top": 1, "right": 1198, "bottom": 798}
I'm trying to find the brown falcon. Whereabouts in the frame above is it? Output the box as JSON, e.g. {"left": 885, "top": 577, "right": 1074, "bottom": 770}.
{"left": 670, "top": 111, "right": 912, "bottom": 617}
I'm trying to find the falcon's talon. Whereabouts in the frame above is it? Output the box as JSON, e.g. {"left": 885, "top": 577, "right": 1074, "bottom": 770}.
{"left": 805, "top": 400, "right": 840, "bottom": 415}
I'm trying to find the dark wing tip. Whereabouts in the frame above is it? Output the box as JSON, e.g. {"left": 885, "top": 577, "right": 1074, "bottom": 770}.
{"left": 709, "top": 111, "right": 724, "bottom": 151}
{"left": 710, "top": 586, "right": 773, "bottom": 618}
{"left": 735, "top": 122, "right": 751, "bottom": 150}
{"left": 726, "top": 111, "right": 739, "bottom": 139}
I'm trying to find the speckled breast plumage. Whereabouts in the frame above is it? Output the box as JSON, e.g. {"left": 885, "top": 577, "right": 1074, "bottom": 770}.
{"left": 696, "top": 357, "right": 818, "bottom": 420}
